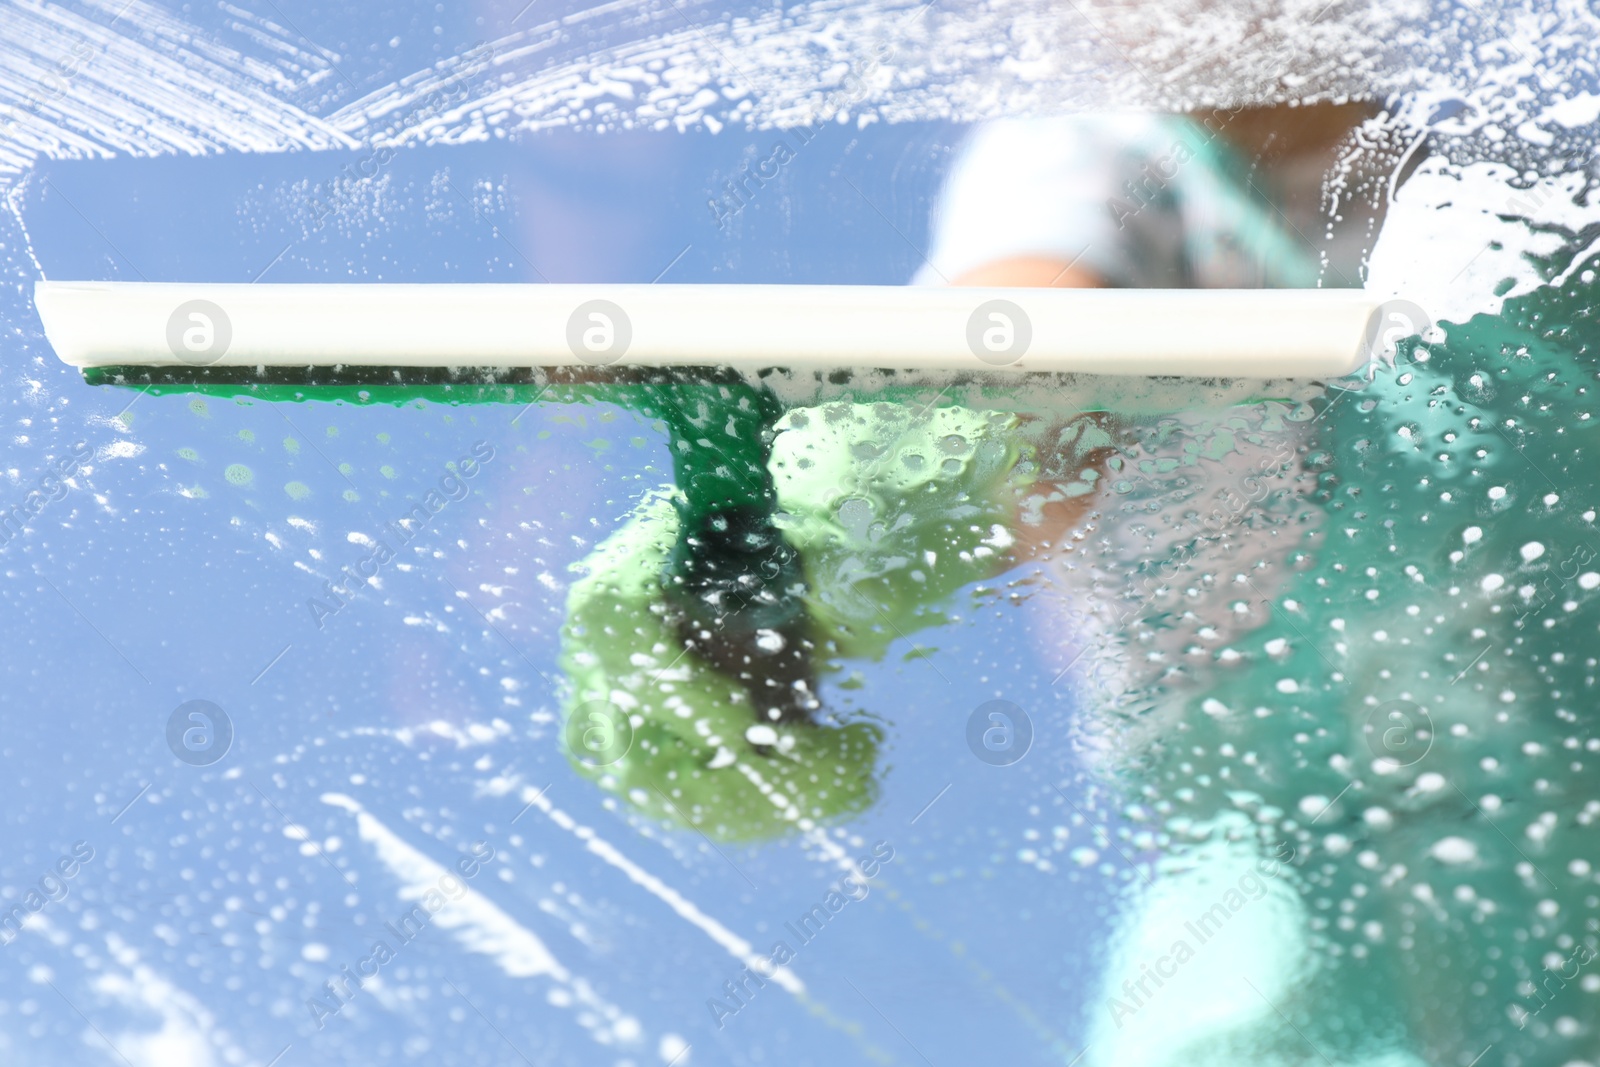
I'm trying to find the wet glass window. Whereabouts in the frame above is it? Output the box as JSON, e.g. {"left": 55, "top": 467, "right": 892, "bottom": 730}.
{"left": 3, "top": 1, "right": 1600, "bottom": 1065}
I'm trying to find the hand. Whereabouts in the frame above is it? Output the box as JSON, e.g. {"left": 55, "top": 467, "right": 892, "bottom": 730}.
{"left": 950, "top": 255, "right": 1101, "bottom": 288}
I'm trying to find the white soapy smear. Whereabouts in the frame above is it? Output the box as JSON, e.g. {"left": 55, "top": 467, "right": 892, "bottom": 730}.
{"left": 19, "top": 917, "right": 249, "bottom": 1067}
{"left": 91, "top": 932, "right": 248, "bottom": 1067}
{"left": 3, "top": 0, "right": 1598, "bottom": 191}
{"left": 321, "top": 792, "right": 646, "bottom": 1048}
{"left": 0, "top": 0, "right": 353, "bottom": 182}
{"left": 319, "top": 0, "right": 1567, "bottom": 148}
{"left": 509, "top": 781, "right": 808, "bottom": 995}
{"left": 1367, "top": 154, "right": 1600, "bottom": 326}
{"left": 1542, "top": 91, "right": 1600, "bottom": 129}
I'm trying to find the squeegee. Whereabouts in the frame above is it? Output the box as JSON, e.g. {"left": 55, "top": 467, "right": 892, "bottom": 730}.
{"left": 34, "top": 282, "right": 1387, "bottom": 378}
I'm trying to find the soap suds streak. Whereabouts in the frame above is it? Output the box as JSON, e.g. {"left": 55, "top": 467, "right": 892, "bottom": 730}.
{"left": 0, "top": 0, "right": 353, "bottom": 182}
{"left": 505, "top": 780, "right": 807, "bottom": 994}
{"left": 18, "top": 917, "right": 250, "bottom": 1067}
{"left": 321, "top": 792, "right": 647, "bottom": 1048}
{"left": 8, "top": 0, "right": 1599, "bottom": 171}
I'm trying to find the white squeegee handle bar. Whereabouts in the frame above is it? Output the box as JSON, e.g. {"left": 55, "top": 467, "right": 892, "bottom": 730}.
{"left": 34, "top": 281, "right": 1385, "bottom": 378}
